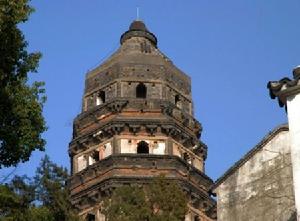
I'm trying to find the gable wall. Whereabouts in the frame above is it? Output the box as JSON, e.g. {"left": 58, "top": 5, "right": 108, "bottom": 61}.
{"left": 215, "top": 130, "right": 296, "bottom": 221}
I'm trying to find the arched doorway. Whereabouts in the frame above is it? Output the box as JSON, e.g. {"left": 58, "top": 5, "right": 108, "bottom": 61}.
{"left": 137, "top": 141, "right": 149, "bottom": 154}
{"left": 136, "top": 83, "right": 147, "bottom": 98}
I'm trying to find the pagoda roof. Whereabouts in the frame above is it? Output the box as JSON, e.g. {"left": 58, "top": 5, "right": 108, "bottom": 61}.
{"left": 86, "top": 20, "right": 190, "bottom": 83}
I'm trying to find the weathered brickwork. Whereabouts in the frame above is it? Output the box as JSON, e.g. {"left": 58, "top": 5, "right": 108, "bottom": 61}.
{"left": 68, "top": 20, "right": 216, "bottom": 221}
{"left": 214, "top": 125, "right": 296, "bottom": 221}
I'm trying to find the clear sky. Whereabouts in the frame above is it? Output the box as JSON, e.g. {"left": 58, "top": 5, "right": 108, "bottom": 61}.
{"left": 1, "top": 0, "right": 300, "bottom": 181}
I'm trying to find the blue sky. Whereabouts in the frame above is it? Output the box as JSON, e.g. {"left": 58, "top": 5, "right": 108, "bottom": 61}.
{"left": 1, "top": 0, "right": 300, "bottom": 181}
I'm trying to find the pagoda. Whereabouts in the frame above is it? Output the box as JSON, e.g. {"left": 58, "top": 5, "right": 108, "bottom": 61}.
{"left": 68, "top": 20, "right": 216, "bottom": 221}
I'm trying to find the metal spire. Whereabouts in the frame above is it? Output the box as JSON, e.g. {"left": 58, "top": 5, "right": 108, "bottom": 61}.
{"left": 136, "top": 7, "right": 140, "bottom": 21}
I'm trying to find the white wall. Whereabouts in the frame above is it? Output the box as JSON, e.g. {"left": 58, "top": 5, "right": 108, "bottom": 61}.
{"left": 120, "top": 139, "right": 166, "bottom": 154}
{"left": 287, "top": 93, "right": 300, "bottom": 220}
{"left": 215, "top": 130, "right": 295, "bottom": 221}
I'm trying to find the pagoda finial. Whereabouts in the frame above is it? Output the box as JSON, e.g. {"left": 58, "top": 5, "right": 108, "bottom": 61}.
{"left": 120, "top": 20, "right": 157, "bottom": 47}
{"left": 136, "top": 7, "right": 140, "bottom": 21}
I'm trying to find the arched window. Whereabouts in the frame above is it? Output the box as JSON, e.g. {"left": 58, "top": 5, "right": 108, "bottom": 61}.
{"left": 137, "top": 141, "right": 149, "bottom": 154}
{"left": 86, "top": 214, "right": 95, "bottom": 221}
{"left": 183, "top": 152, "right": 191, "bottom": 164}
{"left": 175, "top": 95, "right": 181, "bottom": 108}
{"left": 136, "top": 83, "right": 147, "bottom": 98}
{"left": 194, "top": 215, "right": 200, "bottom": 221}
{"left": 91, "top": 150, "right": 100, "bottom": 162}
{"left": 96, "top": 91, "right": 105, "bottom": 105}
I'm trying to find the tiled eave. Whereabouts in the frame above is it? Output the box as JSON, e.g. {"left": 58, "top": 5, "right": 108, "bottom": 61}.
{"left": 268, "top": 74, "right": 300, "bottom": 107}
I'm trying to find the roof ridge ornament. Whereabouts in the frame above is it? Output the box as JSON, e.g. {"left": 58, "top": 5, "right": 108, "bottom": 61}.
{"left": 268, "top": 65, "right": 300, "bottom": 107}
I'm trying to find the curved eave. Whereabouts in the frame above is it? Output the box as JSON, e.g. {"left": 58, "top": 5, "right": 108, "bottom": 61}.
{"left": 268, "top": 77, "right": 300, "bottom": 107}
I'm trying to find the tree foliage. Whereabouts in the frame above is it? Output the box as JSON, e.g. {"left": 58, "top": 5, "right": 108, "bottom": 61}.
{"left": 0, "top": 156, "right": 78, "bottom": 221}
{"left": 0, "top": 0, "right": 47, "bottom": 168}
{"left": 34, "top": 155, "right": 78, "bottom": 221}
{"left": 147, "top": 176, "right": 188, "bottom": 221}
{"left": 103, "top": 175, "right": 188, "bottom": 221}
{"left": 103, "top": 185, "right": 151, "bottom": 221}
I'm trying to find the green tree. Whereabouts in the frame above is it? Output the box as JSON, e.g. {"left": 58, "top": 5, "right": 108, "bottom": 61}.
{"left": 103, "top": 185, "right": 151, "bottom": 221}
{"left": 34, "top": 155, "right": 78, "bottom": 221}
{"left": 0, "top": 176, "right": 35, "bottom": 220}
{"left": 0, "top": 184, "right": 21, "bottom": 219}
{"left": 28, "top": 207, "right": 54, "bottom": 221}
{"left": 0, "top": 175, "right": 57, "bottom": 221}
{"left": 0, "top": 156, "right": 79, "bottom": 221}
{"left": 0, "top": 0, "right": 47, "bottom": 168}
{"left": 147, "top": 176, "right": 188, "bottom": 221}
{"left": 103, "top": 176, "right": 188, "bottom": 221}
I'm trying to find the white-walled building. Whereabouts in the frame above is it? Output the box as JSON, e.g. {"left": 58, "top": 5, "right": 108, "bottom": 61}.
{"left": 213, "top": 66, "right": 300, "bottom": 221}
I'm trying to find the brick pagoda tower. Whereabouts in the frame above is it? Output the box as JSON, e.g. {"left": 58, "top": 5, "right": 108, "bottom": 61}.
{"left": 68, "top": 20, "right": 216, "bottom": 221}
